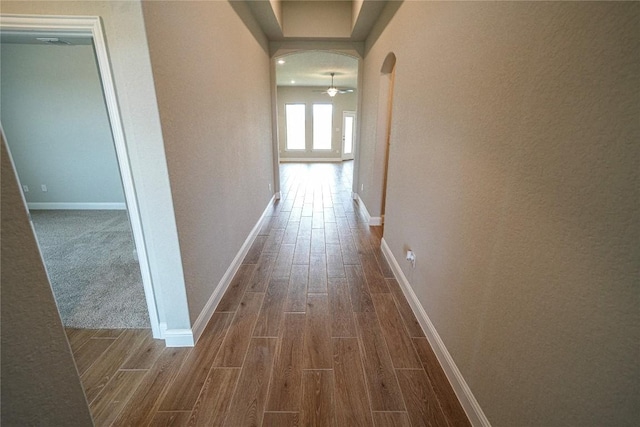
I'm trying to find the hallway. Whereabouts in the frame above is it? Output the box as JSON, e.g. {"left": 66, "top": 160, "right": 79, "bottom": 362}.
{"left": 69, "top": 162, "right": 470, "bottom": 426}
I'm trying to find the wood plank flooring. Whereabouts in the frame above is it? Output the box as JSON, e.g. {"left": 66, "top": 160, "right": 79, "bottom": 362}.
{"left": 66, "top": 161, "right": 470, "bottom": 426}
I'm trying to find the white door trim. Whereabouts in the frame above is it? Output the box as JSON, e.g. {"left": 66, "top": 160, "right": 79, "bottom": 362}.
{"left": 342, "top": 110, "right": 356, "bottom": 161}
{"left": 0, "top": 14, "right": 161, "bottom": 338}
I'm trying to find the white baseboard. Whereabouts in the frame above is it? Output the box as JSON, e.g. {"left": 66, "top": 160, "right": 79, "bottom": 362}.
{"left": 27, "top": 202, "right": 126, "bottom": 210}
{"left": 191, "top": 195, "right": 276, "bottom": 343}
{"left": 353, "top": 193, "right": 383, "bottom": 226}
{"left": 163, "top": 328, "right": 195, "bottom": 347}
{"left": 369, "top": 216, "right": 383, "bottom": 226}
{"left": 279, "top": 157, "right": 341, "bottom": 163}
{"left": 380, "top": 238, "right": 490, "bottom": 427}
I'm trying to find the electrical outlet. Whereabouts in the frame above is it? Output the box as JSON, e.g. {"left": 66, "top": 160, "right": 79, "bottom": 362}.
{"left": 22, "top": 185, "right": 29, "bottom": 193}
{"left": 41, "top": 184, "right": 48, "bottom": 192}
{"left": 406, "top": 250, "right": 416, "bottom": 268}
{"left": 268, "top": 183, "right": 272, "bottom": 191}
{"left": 361, "top": 184, "right": 364, "bottom": 192}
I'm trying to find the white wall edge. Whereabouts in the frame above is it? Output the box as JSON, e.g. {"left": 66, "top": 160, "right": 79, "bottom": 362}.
{"left": 27, "top": 202, "right": 126, "bottom": 210}
{"left": 275, "top": 191, "right": 281, "bottom": 200}
{"left": 279, "top": 157, "right": 342, "bottom": 162}
{"left": 159, "top": 322, "right": 193, "bottom": 347}
{"left": 353, "top": 192, "right": 383, "bottom": 226}
{"left": 163, "top": 328, "right": 195, "bottom": 347}
{"left": 380, "top": 237, "right": 491, "bottom": 427}
{"left": 191, "top": 195, "right": 276, "bottom": 343}
{"left": 369, "top": 216, "right": 383, "bottom": 226}
{"left": 159, "top": 322, "right": 195, "bottom": 347}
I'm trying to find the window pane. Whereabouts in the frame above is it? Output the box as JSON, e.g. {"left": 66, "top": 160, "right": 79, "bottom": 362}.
{"left": 344, "top": 116, "right": 353, "bottom": 154}
{"left": 313, "top": 104, "right": 333, "bottom": 150}
{"left": 286, "top": 104, "right": 305, "bottom": 150}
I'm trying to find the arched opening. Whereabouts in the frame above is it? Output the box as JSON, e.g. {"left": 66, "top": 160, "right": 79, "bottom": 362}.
{"left": 381, "top": 52, "right": 397, "bottom": 74}
{"left": 273, "top": 50, "right": 359, "bottom": 162}
{"left": 270, "top": 49, "right": 362, "bottom": 214}
{"left": 377, "top": 52, "right": 396, "bottom": 220}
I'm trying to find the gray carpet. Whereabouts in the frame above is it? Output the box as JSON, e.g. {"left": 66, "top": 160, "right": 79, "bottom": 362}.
{"left": 30, "top": 210, "right": 150, "bottom": 329}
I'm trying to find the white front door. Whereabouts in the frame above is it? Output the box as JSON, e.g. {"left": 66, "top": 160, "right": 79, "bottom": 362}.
{"left": 342, "top": 111, "right": 356, "bottom": 160}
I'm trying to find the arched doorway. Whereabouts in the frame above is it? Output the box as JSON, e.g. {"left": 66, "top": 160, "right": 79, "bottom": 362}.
{"left": 377, "top": 52, "right": 396, "bottom": 221}
{"left": 270, "top": 48, "right": 362, "bottom": 199}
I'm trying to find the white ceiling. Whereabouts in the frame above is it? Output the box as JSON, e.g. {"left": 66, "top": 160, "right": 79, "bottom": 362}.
{"left": 276, "top": 50, "right": 358, "bottom": 88}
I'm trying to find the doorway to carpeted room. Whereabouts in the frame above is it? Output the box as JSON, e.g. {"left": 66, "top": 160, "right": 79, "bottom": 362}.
{"left": 30, "top": 210, "right": 149, "bottom": 329}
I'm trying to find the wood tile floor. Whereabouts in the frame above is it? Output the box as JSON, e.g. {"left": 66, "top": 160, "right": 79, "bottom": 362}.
{"left": 66, "top": 161, "right": 470, "bottom": 426}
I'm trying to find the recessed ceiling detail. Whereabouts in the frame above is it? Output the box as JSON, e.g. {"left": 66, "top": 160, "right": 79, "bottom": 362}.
{"left": 245, "top": 0, "right": 390, "bottom": 42}
{"left": 276, "top": 51, "right": 358, "bottom": 88}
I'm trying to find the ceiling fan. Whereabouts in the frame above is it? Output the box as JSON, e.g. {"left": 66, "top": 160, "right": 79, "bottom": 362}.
{"left": 315, "top": 72, "right": 354, "bottom": 97}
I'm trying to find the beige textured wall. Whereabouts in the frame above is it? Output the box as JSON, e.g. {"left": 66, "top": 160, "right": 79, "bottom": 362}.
{"left": 282, "top": 1, "right": 352, "bottom": 38}
{"left": 359, "top": 2, "right": 640, "bottom": 425}
{"left": 1, "top": 136, "right": 93, "bottom": 425}
{"left": 141, "top": 1, "right": 275, "bottom": 323}
{"left": 1, "top": 0, "right": 191, "bottom": 330}
{"left": 277, "top": 85, "right": 357, "bottom": 159}
{"left": 356, "top": 0, "right": 395, "bottom": 216}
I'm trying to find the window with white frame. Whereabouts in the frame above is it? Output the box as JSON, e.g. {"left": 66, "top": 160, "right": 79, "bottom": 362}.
{"left": 285, "top": 104, "right": 305, "bottom": 150}
{"left": 312, "top": 104, "right": 333, "bottom": 150}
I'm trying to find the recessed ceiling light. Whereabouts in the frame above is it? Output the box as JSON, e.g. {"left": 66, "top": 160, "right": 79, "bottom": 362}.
{"left": 291, "top": 80, "right": 295, "bottom": 84}
{"left": 277, "top": 59, "right": 285, "bottom": 65}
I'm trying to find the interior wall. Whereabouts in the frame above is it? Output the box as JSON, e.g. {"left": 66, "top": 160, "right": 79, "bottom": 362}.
{"left": 269, "top": 0, "right": 283, "bottom": 28}
{"left": 277, "top": 85, "right": 356, "bottom": 160}
{"left": 1, "top": 43, "right": 125, "bottom": 206}
{"left": 352, "top": 0, "right": 364, "bottom": 29}
{"left": 1, "top": 135, "right": 93, "bottom": 426}
{"left": 1, "top": 1, "right": 191, "bottom": 332}
{"left": 359, "top": 1, "right": 640, "bottom": 426}
{"left": 282, "top": 1, "right": 352, "bottom": 38}
{"left": 141, "top": 0, "right": 275, "bottom": 323}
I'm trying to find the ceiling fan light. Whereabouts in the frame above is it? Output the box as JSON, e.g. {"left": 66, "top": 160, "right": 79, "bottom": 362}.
{"left": 327, "top": 87, "right": 339, "bottom": 97}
